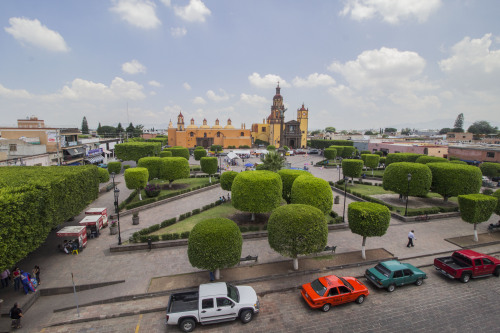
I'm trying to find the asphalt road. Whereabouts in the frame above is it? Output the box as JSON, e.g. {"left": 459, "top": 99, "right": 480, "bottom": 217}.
{"left": 36, "top": 265, "right": 500, "bottom": 333}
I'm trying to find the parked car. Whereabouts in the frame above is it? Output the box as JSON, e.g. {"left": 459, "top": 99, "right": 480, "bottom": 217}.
{"left": 166, "top": 282, "right": 259, "bottom": 332}
{"left": 364, "top": 260, "right": 427, "bottom": 292}
{"left": 307, "top": 149, "right": 319, "bottom": 154}
{"left": 97, "top": 163, "right": 107, "bottom": 168}
{"left": 301, "top": 275, "right": 369, "bottom": 312}
{"left": 294, "top": 149, "right": 307, "bottom": 155}
{"left": 434, "top": 249, "right": 500, "bottom": 283}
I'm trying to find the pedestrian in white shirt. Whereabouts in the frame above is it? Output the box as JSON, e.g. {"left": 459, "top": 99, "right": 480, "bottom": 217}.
{"left": 407, "top": 230, "right": 416, "bottom": 247}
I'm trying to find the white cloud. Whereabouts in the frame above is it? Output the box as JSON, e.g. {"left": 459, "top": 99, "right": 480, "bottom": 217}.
{"left": 56, "top": 77, "right": 145, "bottom": 101}
{"left": 122, "top": 59, "right": 147, "bottom": 74}
{"left": 292, "top": 73, "right": 336, "bottom": 87}
{"left": 240, "top": 93, "right": 267, "bottom": 105}
{"left": 183, "top": 82, "right": 192, "bottom": 90}
{"left": 150, "top": 91, "right": 157, "bottom": 96}
{"left": 340, "top": 0, "right": 441, "bottom": 24}
{"left": 206, "top": 89, "right": 229, "bottom": 102}
{"left": 248, "top": 73, "right": 290, "bottom": 89}
{"left": 163, "top": 105, "right": 183, "bottom": 114}
{"left": 160, "top": 0, "right": 171, "bottom": 7}
{"left": 173, "top": 0, "right": 211, "bottom": 23}
{"left": 193, "top": 96, "right": 206, "bottom": 104}
{"left": 0, "top": 84, "right": 33, "bottom": 99}
{"left": 110, "top": 0, "right": 161, "bottom": 29}
{"left": 170, "top": 27, "right": 187, "bottom": 38}
{"left": 148, "top": 80, "right": 162, "bottom": 87}
{"left": 4, "top": 17, "right": 69, "bottom": 52}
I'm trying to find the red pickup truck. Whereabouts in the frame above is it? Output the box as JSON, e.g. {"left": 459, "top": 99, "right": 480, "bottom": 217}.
{"left": 434, "top": 250, "right": 500, "bottom": 283}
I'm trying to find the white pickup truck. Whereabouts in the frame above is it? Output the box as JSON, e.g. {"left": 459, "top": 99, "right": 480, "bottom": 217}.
{"left": 166, "top": 282, "right": 260, "bottom": 332}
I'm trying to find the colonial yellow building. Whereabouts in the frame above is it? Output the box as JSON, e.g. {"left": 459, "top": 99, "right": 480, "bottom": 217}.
{"left": 167, "top": 84, "right": 308, "bottom": 149}
{"left": 167, "top": 113, "right": 252, "bottom": 148}
{"left": 251, "top": 84, "right": 308, "bottom": 148}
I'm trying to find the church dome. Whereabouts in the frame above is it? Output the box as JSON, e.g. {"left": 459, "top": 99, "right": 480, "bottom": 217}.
{"left": 212, "top": 118, "right": 222, "bottom": 129}
{"left": 186, "top": 118, "right": 198, "bottom": 129}
{"left": 200, "top": 118, "right": 210, "bottom": 129}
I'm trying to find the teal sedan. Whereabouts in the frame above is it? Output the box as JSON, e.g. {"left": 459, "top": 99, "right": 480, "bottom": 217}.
{"left": 365, "top": 260, "right": 427, "bottom": 292}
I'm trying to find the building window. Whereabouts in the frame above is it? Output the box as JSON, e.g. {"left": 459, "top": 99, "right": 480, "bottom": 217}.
{"left": 240, "top": 132, "right": 244, "bottom": 136}
{"left": 190, "top": 132, "right": 194, "bottom": 137}
{"left": 487, "top": 152, "right": 495, "bottom": 158}
{"left": 217, "top": 132, "right": 221, "bottom": 138}
{"left": 204, "top": 133, "right": 207, "bottom": 138}
{"left": 9, "top": 144, "right": 17, "bottom": 152}
{"left": 262, "top": 127, "right": 266, "bottom": 132}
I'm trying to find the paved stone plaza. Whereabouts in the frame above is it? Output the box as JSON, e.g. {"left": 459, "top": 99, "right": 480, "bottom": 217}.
{"left": 0, "top": 154, "right": 499, "bottom": 332}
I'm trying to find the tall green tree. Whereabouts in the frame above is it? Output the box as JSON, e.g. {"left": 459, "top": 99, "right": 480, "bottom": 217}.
{"left": 384, "top": 127, "right": 397, "bottom": 133}
{"left": 116, "top": 123, "right": 124, "bottom": 135}
{"left": 81, "top": 116, "right": 89, "bottom": 134}
{"left": 439, "top": 128, "right": 452, "bottom": 134}
{"left": 454, "top": 113, "right": 464, "bottom": 130}
{"left": 133, "top": 124, "right": 144, "bottom": 138}
{"left": 97, "top": 122, "right": 102, "bottom": 135}
{"left": 467, "top": 121, "right": 498, "bottom": 135}
{"left": 200, "top": 157, "right": 218, "bottom": 183}
{"left": 458, "top": 194, "right": 497, "bottom": 242}
{"left": 325, "top": 127, "right": 336, "bottom": 133}
{"left": 261, "top": 151, "right": 285, "bottom": 172}
{"left": 126, "top": 122, "right": 135, "bottom": 137}
{"left": 124, "top": 167, "right": 149, "bottom": 200}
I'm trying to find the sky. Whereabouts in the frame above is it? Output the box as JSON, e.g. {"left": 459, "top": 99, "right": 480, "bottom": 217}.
{"left": 1, "top": 0, "right": 499, "bottom": 132}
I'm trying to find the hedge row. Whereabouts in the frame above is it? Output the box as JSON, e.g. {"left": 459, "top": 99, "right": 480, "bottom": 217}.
{"left": 310, "top": 139, "right": 353, "bottom": 149}
{"left": 115, "top": 142, "right": 161, "bottom": 162}
{"left": 385, "top": 153, "right": 423, "bottom": 165}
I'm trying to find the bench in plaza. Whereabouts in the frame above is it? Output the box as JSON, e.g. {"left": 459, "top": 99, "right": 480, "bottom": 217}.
{"left": 239, "top": 255, "right": 258, "bottom": 264}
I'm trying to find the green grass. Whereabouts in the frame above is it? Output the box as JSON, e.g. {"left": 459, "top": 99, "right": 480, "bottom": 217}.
{"left": 370, "top": 169, "right": 385, "bottom": 177}
{"left": 150, "top": 202, "right": 238, "bottom": 235}
{"left": 344, "top": 183, "right": 395, "bottom": 195}
{"left": 130, "top": 178, "right": 211, "bottom": 204}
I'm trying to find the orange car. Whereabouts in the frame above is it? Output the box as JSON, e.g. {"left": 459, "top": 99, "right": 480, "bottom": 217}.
{"left": 301, "top": 275, "right": 369, "bottom": 312}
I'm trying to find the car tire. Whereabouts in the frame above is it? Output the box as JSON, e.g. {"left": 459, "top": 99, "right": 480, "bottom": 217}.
{"left": 321, "top": 303, "right": 331, "bottom": 312}
{"left": 415, "top": 278, "right": 423, "bottom": 286}
{"left": 460, "top": 273, "right": 471, "bottom": 283}
{"left": 240, "top": 309, "right": 253, "bottom": 324}
{"left": 387, "top": 284, "right": 395, "bottom": 292}
{"left": 493, "top": 267, "right": 500, "bottom": 277}
{"left": 179, "top": 318, "right": 196, "bottom": 333}
{"left": 355, "top": 295, "right": 365, "bottom": 304}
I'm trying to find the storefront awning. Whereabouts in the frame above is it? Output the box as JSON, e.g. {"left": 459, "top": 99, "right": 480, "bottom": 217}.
{"left": 85, "top": 155, "right": 104, "bottom": 164}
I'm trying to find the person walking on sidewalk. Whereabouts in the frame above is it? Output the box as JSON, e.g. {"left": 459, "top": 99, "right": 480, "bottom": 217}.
{"left": 1, "top": 268, "right": 10, "bottom": 288}
{"left": 33, "top": 265, "right": 41, "bottom": 285}
{"left": 9, "top": 302, "right": 23, "bottom": 329}
{"left": 12, "top": 267, "right": 21, "bottom": 291}
{"left": 407, "top": 230, "right": 416, "bottom": 247}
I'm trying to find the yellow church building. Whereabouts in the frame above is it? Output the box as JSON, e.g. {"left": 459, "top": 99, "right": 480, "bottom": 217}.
{"left": 167, "top": 84, "right": 308, "bottom": 149}
{"left": 251, "top": 83, "right": 308, "bottom": 148}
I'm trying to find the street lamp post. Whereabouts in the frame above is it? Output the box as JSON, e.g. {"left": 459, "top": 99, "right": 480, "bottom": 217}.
{"left": 342, "top": 176, "right": 348, "bottom": 222}
{"left": 279, "top": 108, "right": 287, "bottom": 148}
{"left": 405, "top": 173, "right": 412, "bottom": 217}
{"left": 337, "top": 164, "right": 340, "bottom": 181}
{"left": 114, "top": 187, "right": 122, "bottom": 245}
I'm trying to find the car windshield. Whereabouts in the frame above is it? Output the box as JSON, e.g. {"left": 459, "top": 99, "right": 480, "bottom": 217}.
{"left": 227, "top": 284, "right": 239, "bottom": 303}
{"left": 338, "top": 277, "right": 353, "bottom": 291}
{"left": 375, "top": 264, "right": 391, "bottom": 277}
{"left": 310, "top": 279, "right": 327, "bottom": 296}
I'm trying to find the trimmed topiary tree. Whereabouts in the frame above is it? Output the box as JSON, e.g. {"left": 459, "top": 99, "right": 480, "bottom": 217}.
{"left": 159, "top": 157, "right": 190, "bottom": 188}
{"left": 115, "top": 142, "right": 161, "bottom": 162}
{"left": 267, "top": 204, "right": 328, "bottom": 270}
{"left": 194, "top": 149, "right": 207, "bottom": 161}
{"left": 200, "top": 157, "right": 218, "bottom": 183}
{"left": 324, "top": 148, "right": 337, "bottom": 161}
{"left": 458, "top": 194, "right": 497, "bottom": 242}
{"left": 348, "top": 202, "right": 391, "bottom": 259}
{"left": 210, "top": 145, "right": 223, "bottom": 153}
{"left": 165, "top": 147, "right": 189, "bottom": 160}
{"left": 220, "top": 171, "right": 238, "bottom": 191}
{"left": 267, "top": 145, "right": 276, "bottom": 151}
{"left": 277, "top": 169, "right": 313, "bottom": 203}
{"left": 339, "top": 146, "right": 355, "bottom": 158}
{"left": 363, "top": 154, "right": 380, "bottom": 176}
{"left": 385, "top": 153, "right": 423, "bottom": 166}
{"left": 480, "top": 162, "right": 500, "bottom": 179}
{"left": 107, "top": 161, "right": 122, "bottom": 174}
{"left": 291, "top": 176, "right": 333, "bottom": 214}
{"left": 188, "top": 218, "right": 242, "bottom": 280}
{"left": 137, "top": 157, "right": 163, "bottom": 180}
{"left": 342, "top": 159, "right": 364, "bottom": 182}
{"left": 98, "top": 167, "right": 110, "bottom": 183}
{"left": 450, "top": 160, "right": 467, "bottom": 165}
{"left": 124, "top": 167, "right": 149, "bottom": 200}
{"left": 415, "top": 156, "right": 449, "bottom": 164}
{"left": 493, "top": 189, "right": 500, "bottom": 216}
{"left": 426, "top": 163, "right": 482, "bottom": 202}
{"left": 383, "top": 162, "right": 432, "bottom": 197}
{"left": 159, "top": 151, "right": 172, "bottom": 158}
{"left": 232, "top": 170, "right": 282, "bottom": 221}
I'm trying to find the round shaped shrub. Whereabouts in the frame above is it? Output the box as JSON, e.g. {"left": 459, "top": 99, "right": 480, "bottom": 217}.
{"left": 268, "top": 204, "right": 327, "bottom": 261}
{"left": 97, "top": 167, "right": 110, "bottom": 183}
{"left": 342, "top": 159, "right": 364, "bottom": 179}
{"left": 374, "top": 151, "right": 383, "bottom": 156}
{"left": 159, "top": 151, "right": 172, "bottom": 158}
{"left": 379, "top": 157, "right": 386, "bottom": 165}
{"left": 194, "top": 149, "right": 207, "bottom": 161}
{"left": 480, "top": 162, "right": 500, "bottom": 178}
{"left": 385, "top": 153, "right": 423, "bottom": 165}
{"left": 267, "top": 145, "right": 276, "bottom": 151}
{"left": 382, "top": 162, "right": 431, "bottom": 196}
{"left": 277, "top": 169, "right": 313, "bottom": 203}
{"left": 291, "top": 176, "right": 333, "bottom": 214}
{"left": 160, "top": 157, "right": 190, "bottom": 185}
{"left": 166, "top": 147, "right": 189, "bottom": 160}
{"left": 415, "top": 156, "right": 449, "bottom": 164}
{"left": 426, "top": 162, "right": 482, "bottom": 200}
{"left": 144, "top": 184, "right": 161, "bottom": 198}
{"left": 232, "top": 171, "right": 282, "bottom": 214}
{"left": 220, "top": 171, "right": 238, "bottom": 191}
{"left": 137, "top": 157, "right": 162, "bottom": 180}
{"left": 324, "top": 148, "right": 337, "bottom": 161}
{"left": 123, "top": 164, "right": 131, "bottom": 170}
{"left": 493, "top": 189, "right": 500, "bottom": 215}
{"left": 348, "top": 202, "right": 390, "bottom": 238}
{"left": 363, "top": 154, "right": 380, "bottom": 170}
{"left": 107, "top": 161, "right": 122, "bottom": 174}
{"left": 458, "top": 194, "right": 497, "bottom": 224}
{"left": 200, "top": 157, "right": 218, "bottom": 175}
{"left": 339, "top": 146, "right": 355, "bottom": 158}
{"left": 195, "top": 146, "right": 205, "bottom": 150}
{"left": 329, "top": 146, "right": 344, "bottom": 157}
{"left": 188, "top": 218, "right": 242, "bottom": 271}
{"left": 124, "top": 167, "right": 149, "bottom": 191}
